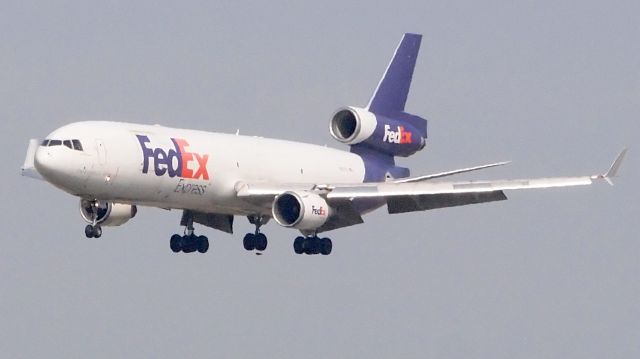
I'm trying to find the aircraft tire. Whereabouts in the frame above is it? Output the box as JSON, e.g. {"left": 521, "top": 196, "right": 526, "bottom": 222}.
{"left": 303, "top": 237, "right": 319, "bottom": 255}
{"left": 92, "top": 226, "right": 102, "bottom": 238}
{"left": 197, "top": 236, "right": 209, "bottom": 253}
{"left": 320, "top": 238, "right": 332, "bottom": 255}
{"left": 255, "top": 233, "right": 267, "bottom": 251}
{"left": 85, "top": 225, "right": 94, "bottom": 238}
{"left": 293, "top": 236, "right": 304, "bottom": 254}
{"left": 243, "top": 233, "right": 255, "bottom": 251}
{"left": 170, "top": 234, "right": 182, "bottom": 252}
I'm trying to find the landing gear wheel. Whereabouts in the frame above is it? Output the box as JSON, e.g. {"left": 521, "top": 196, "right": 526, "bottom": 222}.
{"left": 255, "top": 233, "right": 267, "bottom": 251}
{"left": 182, "top": 235, "right": 197, "bottom": 253}
{"left": 92, "top": 226, "right": 102, "bottom": 238}
{"left": 293, "top": 236, "right": 304, "bottom": 254}
{"left": 197, "top": 236, "right": 209, "bottom": 253}
{"left": 170, "top": 234, "right": 182, "bottom": 252}
{"left": 320, "top": 237, "right": 332, "bottom": 255}
{"left": 243, "top": 233, "right": 256, "bottom": 251}
{"left": 302, "top": 237, "right": 318, "bottom": 255}
{"left": 85, "top": 225, "right": 94, "bottom": 238}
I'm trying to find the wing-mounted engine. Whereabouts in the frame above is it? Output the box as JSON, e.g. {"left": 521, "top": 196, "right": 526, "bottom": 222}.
{"left": 272, "top": 191, "right": 364, "bottom": 233}
{"left": 80, "top": 200, "right": 137, "bottom": 227}
{"left": 272, "top": 191, "right": 331, "bottom": 230}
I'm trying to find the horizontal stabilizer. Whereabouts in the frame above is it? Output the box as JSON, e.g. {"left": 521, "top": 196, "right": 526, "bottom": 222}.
{"left": 394, "top": 161, "right": 510, "bottom": 183}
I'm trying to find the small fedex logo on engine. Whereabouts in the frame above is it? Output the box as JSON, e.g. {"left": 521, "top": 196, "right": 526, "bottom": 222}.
{"left": 383, "top": 124, "right": 413, "bottom": 144}
{"left": 136, "top": 135, "right": 209, "bottom": 180}
{"left": 311, "top": 205, "right": 327, "bottom": 216}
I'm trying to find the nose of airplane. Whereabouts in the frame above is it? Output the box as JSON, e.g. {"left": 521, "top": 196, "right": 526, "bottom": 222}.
{"left": 34, "top": 146, "right": 54, "bottom": 177}
{"left": 33, "top": 146, "right": 68, "bottom": 183}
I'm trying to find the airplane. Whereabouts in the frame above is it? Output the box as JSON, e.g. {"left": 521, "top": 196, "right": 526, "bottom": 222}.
{"left": 21, "top": 33, "right": 626, "bottom": 256}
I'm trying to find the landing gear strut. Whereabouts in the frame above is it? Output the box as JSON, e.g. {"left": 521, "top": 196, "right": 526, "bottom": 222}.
{"left": 170, "top": 211, "right": 209, "bottom": 253}
{"left": 243, "top": 215, "right": 269, "bottom": 252}
{"left": 293, "top": 236, "right": 332, "bottom": 255}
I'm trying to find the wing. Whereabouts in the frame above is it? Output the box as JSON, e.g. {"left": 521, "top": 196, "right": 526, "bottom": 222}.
{"left": 236, "top": 149, "right": 626, "bottom": 225}
{"left": 329, "top": 149, "right": 626, "bottom": 213}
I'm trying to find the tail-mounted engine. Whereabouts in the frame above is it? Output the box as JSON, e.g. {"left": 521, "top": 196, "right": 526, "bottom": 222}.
{"left": 80, "top": 200, "right": 137, "bottom": 227}
{"left": 272, "top": 191, "right": 332, "bottom": 230}
{"left": 329, "top": 106, "right": 426, "bottom": 157}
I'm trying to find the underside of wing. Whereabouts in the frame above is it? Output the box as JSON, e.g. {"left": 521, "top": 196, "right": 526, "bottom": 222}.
{"left": 386, "top": 191, "right": 508, "bottom": 214}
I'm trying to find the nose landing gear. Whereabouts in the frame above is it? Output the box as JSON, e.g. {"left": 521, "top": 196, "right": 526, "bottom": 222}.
{"left": 82, "top": 199, "right": 103, "bottom": 238}
{"left": 84, "top": 224, "right": 102, "bottom": 238}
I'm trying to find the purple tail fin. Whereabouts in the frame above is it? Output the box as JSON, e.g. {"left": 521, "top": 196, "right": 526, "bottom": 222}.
{"left": 367, "top": 33, "right": 422, "bottom": 115}
{"left": 351, "top": 33, "right": 427, "bottom": 182}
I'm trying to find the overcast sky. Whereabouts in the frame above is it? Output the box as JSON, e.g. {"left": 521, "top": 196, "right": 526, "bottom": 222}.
{"left": 1, "top": 1, "right": 638, "bottom": 358}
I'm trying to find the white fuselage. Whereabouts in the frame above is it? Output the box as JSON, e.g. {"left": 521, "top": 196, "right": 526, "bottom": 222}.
{"left": 34, "top": 121, "right": 366, "bottom": 216}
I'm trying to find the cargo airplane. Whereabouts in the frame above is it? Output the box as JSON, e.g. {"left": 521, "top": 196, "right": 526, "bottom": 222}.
{"left": 21, "top": 33, "right": 626, "bottom": 255}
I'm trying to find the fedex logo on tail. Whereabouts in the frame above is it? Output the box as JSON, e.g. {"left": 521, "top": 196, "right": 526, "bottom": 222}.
{"left": 383, "top": 124, "right": 413, "bottom": 144}
{"left": 136, "top": 135, "right": 209, "bottom": 180}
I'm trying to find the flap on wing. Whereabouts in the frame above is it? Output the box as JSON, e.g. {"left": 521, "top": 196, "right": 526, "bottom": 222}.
{"left": 387, "top": 191, "right": 507, "bottom": 214}
{"left": 316, "top": 200, "right": 364, "bottom": 233}
{"left": 182, "top": 210, "right": 234, "bottom": 234}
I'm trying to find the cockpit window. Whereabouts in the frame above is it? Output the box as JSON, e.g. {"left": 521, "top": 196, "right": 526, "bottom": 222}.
{"left": 40, "top": 138, "right": 83, "bottom": 151}
{"left": 72, "top": 139, "right": 83, "bottom": 151}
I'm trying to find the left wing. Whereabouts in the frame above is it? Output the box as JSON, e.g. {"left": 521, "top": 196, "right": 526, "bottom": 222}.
{"left": 235, "top": 150, "right": 625, "bottom": 231}
{"left": 328, "top": 148, "right": 626, "bottom": 198}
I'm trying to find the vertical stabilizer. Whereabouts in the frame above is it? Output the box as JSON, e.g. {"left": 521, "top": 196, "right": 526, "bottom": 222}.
{"left": 367, "top": 33, "right": 422, "bottom": 114}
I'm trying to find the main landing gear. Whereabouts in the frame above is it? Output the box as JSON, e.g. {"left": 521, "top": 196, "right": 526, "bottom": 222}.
{"left": 243, "top": 215, "right": 268, "bottom": 252}
{"left": 170, "top": 211, "right": 209, "bottom": 253}
{"left": 170, "top": 233, "right": 209, "bottom": 253}
{"left": 293, "top": 236, "right": 332, "bottom": 255}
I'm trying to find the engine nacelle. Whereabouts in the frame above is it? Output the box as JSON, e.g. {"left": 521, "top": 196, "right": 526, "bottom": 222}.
{"left": 329, "top": 106, "right": 378, "bottom": 145}
{"left": 272, "top": 191, "right": 332, "bottom": 230}
{"left": 80, "top": 200, "right": 137, "bottom": 227}
{"left": 329, "top": 106, "right": 427, "bottom": 157}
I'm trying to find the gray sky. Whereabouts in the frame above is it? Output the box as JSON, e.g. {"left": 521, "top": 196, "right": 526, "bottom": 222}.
{"left": 1, "top": 1, "right": 638, "bottom": 358}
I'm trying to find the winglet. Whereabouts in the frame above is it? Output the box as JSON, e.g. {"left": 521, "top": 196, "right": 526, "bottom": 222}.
{"left": 594, "top": 148, "right": 627, "bottom": 185}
